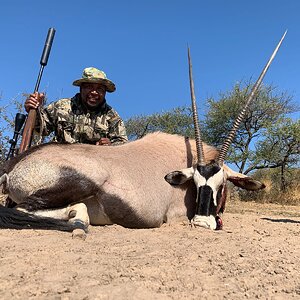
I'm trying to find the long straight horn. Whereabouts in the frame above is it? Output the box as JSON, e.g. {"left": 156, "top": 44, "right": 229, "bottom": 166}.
{"left": 218, "top": 30, "right": 287, "bottom": 166}
{"left": 188, "top": 47, "right": 205, "bottom": 166}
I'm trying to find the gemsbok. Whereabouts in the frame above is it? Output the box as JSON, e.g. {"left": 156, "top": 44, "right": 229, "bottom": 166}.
{"left": 0, "top": 31, "right": 286, "bottom": 234}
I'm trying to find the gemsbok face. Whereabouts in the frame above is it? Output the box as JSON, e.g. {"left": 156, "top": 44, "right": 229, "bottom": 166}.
{"left": 165, "top": 161, "right": 226, "bottom": 230}
{"left": 165, "top": 32, "right": 287, "bottom": 230}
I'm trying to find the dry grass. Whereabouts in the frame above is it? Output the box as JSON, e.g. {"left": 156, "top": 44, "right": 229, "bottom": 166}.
{"left": 255, "top": 183, "right": 300, "bottom": 206}
{"left": 226, "top": 199, "right": 300, "bottom": 217}
{"left": 236, "top": 169, "right": 300, "bottom": 206}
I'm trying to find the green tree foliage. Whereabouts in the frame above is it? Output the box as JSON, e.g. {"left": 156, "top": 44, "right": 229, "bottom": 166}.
{"left": 202, "top": 81, "right": 298, "bottom": 174}
{"left": 125, "top": 106, "right": 195, "bottom": 140}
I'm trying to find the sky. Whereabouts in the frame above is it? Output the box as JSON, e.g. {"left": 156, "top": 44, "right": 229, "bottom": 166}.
{"left": 0, "top": 0, "right": 299, "bottom": 122}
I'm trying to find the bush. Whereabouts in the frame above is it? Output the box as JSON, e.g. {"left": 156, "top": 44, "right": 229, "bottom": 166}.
{"left": 239, "top": 168, "right": 300, "bottom": 205}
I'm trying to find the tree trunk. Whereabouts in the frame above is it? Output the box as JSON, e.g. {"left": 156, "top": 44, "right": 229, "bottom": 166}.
{"left": 280, "top": 162, "right": 286, "bottom": 192}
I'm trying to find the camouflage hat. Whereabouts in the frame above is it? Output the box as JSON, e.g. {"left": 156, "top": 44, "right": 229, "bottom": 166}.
{"left": 72, "top": 67, "right": 116, "bottom": 92}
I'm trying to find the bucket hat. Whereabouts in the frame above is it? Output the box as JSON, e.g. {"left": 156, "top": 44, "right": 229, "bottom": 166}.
{"left": 72, "top": 67, "right": 116, "bottom": 92}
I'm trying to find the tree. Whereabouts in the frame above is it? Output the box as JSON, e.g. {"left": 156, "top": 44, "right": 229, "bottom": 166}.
{"left": 0, "top": 100, "right": 14, "bottom": 161}
{"left": 202, "top": 81, "right": 298, "bottom": 174}
{"left": 125, "top": 106, "right": 194, "bottom": 140}
{"left": 253, "top": 118, "right": 300, "bottom": 191}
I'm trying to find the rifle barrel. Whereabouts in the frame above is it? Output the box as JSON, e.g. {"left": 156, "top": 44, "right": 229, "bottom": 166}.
{"left": 34, "top": 28, "right": 55, "bottom": 92}
{"left": 19, "top": 28, "right": 56, "bottom": 154}
{"left": 40, "top": 28, "right": 56, "bottom": 66}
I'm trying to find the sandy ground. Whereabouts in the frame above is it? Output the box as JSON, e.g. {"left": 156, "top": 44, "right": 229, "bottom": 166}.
{"left": 0, "top": 201, "right": 299, "bottom": 300}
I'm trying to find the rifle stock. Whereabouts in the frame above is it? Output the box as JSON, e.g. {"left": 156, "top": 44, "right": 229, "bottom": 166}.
{"left": 18, "top": 28, "right": 56, "bottom": 154}
{"left": 19, "top": 101, "right": 38, "bottom": 153}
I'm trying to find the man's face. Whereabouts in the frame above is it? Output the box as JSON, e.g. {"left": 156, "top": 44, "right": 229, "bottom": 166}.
{"left": 80, "top": 83, "right": 106, "bottom": 109}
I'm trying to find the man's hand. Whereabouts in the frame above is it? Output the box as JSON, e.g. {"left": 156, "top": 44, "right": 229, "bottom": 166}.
{"left": 96, "top": 138, "right": 112, "bottom": 146}
{"left": 24, "top": 92, "right": 45, "bottom": 113}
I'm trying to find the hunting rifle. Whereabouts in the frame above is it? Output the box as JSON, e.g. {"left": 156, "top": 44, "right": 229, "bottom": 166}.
{"left": 6, "top": 113, "right": 26, "bottom": 160}
{"left": 11, "top": 27, "right": 56, "bottom": 157}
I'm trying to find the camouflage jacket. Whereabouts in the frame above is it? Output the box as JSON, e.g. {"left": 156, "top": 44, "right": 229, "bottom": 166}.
{"left": 38, "top": 93, "right": 128, "bottom": 145}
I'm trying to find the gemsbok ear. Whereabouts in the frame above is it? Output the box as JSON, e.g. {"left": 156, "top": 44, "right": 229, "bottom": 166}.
{"left": 223, "top": 165, "right": 265, "bottom": 191}
{"left": 227, "top": 176, "right": 266, "bottom": 191}
{"left": 164, "top": 168, "right": 194, "bottom": 186}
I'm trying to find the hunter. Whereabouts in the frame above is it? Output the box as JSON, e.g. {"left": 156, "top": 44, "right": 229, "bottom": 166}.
{"left": 24, "top": 67, "right": 128, "bottom": 146}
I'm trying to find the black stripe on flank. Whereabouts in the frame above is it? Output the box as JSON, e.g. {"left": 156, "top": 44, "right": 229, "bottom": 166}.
{"left": 98, "top": 193, "right": 161, "bottom": 229}
{"left": 17, "top": 166, "right": 99, "bottom": 212}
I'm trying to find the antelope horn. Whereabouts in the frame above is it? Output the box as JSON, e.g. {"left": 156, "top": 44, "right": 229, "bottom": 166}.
{"left": 218, "top": 30, "right": 287, "bottom": 166}
{"left": 188, "top": 46, "right": 205, "bottom": 166}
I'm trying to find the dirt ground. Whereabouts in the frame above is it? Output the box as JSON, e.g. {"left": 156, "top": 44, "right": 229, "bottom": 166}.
{"left": 0, "top": 201, "right": 299, "bottom": 300}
